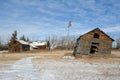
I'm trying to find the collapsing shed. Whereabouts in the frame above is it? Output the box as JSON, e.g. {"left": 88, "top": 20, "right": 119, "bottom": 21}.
{"left": 73, "top": 28, "right": 114, "bottom": 56}
{"left": 9, "top": 40, "right": 30, "bottom": 52}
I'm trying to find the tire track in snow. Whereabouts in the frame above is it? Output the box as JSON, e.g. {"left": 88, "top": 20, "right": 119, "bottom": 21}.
{"left": 0, "top": 57, "right": 40, "bottom": 80}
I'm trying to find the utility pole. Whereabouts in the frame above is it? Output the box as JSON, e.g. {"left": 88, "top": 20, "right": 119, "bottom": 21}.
{"left": 67, "top": 21, "right": 72, "bottom": 50}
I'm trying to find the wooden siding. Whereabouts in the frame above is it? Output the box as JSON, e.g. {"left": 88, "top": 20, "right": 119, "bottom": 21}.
{"left": 73, "top": 28, "right": 114, "bottom": 56}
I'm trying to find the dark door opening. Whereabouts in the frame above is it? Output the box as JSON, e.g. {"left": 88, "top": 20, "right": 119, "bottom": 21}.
{"left": 90, "top": 45, "right": 98, "bottom": 54}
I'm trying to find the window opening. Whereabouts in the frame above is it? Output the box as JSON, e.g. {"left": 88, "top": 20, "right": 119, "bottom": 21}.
{"left": 93, "top": 33, "right": 99, "bottom": 39}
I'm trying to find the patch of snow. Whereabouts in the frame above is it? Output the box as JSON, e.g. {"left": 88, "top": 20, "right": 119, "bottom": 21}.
{"left": 30, "top": 41, "right": 47, "bottom": 49}
{"left": 63, "top": 56, "right": 75, "bottom": 59}
{"left": 0, "top": 50, "right": 8, "bottom": 53}
{"left": 30, "top": 41, "right": 47, "bottom": 46}
{"left": 17, "top": 40, "right": 29, "bottom": 45}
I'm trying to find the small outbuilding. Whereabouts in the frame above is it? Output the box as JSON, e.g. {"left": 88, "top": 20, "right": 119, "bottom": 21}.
{"left": 9, "top": 40, "right": 30, "bottom": 52}
{"left": 73, "top": 28, "right": 114, "bottom": 56}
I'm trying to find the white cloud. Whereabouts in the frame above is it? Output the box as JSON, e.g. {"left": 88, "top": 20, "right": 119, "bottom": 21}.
{"left": 36, "top": 7, "right": 64, "bottom": 17}
{"left": 102, "top": 26, "right": 120, "bottom": 33}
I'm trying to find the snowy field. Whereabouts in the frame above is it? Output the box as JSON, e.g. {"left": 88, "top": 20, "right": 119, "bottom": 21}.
{"left": 0, "top": 50, "right": 120, "bottom": 80}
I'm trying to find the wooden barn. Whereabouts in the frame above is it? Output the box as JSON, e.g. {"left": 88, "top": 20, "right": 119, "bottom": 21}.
{"left": 9, "top": 40, "right": 30, "bottom": 52}
{"left": 73, "top": 28, "right": 114, "bottom": 56}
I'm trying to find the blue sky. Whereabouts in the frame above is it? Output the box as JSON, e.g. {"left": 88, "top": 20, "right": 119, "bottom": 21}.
{"left": 0, "top": 0, "right": 120, "bottom": 42}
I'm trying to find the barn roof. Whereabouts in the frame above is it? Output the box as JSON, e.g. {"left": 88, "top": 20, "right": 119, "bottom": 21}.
{"left": 30, "top": 41, "right": 47, "bottom": 48}
{"left": 77, "top": 28, "right": 114, "bottom": 41}
{"left": 17, "top": 40, "right": 29, "bottom": 45}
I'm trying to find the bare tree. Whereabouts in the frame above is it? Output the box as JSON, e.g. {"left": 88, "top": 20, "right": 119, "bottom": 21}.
{"left": 0, "top": 37, "right": 2, "bottom": 50}
{"left": 46, "top": 35, "right": 58, "bottom": 49}
{"left": 69, "top": 37, "right": 76, "bottom": 50}
{"left": 116, "top": 37, "right": 120, "bottom": 49}
{"left": 0, "top": 37, "right": 9, "bottom": 50}
{"left": 45, "top": 35, "right": 76, "bottom": 50}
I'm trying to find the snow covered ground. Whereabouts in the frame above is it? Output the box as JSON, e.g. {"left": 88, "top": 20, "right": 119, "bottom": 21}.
{"left": 0, "top": 52, "right": 120, "bottom": 80}
{"left": 0, "top": 57, "right": 41, "bottom": 80}
{"left": 33, "top": 60, "right": 120, "bottom": 80}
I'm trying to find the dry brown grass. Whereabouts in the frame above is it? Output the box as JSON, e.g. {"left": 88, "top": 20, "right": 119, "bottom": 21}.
{"left": 32, "top": 50, "right": 72, "bottom": 61}
{"left": 0, "top": 50, "right": 71, "bottom": 61}
{"left": 78, "top": 51, "right": 120, "bottom": 63}
{"left": 0, "top": 50, "right": 119, "bottom": 63}
{"left": 63, "top": 50, "right": 120, "bottom": 63}
{"left": 0, "top": 53, "right": 31, "bottom": 61}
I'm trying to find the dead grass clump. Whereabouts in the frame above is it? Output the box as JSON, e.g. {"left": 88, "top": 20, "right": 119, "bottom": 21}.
{"left": 64, "top": 52, "right": 73, "bottom": 56}
{"left": 0, "top": 53, "right": 35, "bottom": 61}
{"left": 26, "top": 50, "right": 50, "bottom": 53}
{"left": 0, "top": 55, "right": 22, "bottom": 61}
{"left": 109, "top": 54, "right": 120, "bottom": 58}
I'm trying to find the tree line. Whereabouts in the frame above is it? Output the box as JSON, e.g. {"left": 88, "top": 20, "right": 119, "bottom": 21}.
{"left": 0, "top": 30, "right": 76, "bottom": 51}
{"left": 0, "top": 30, "right": 120, "bottom": 50}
